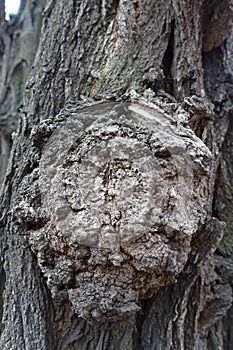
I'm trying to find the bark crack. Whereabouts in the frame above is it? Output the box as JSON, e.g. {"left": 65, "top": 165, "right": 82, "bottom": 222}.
{"left": 162, "top": 19, "right": 175, "bottom": 95}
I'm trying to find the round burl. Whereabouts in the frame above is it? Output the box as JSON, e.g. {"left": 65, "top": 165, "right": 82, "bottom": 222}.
{"left": 16, "top": 101, "right": 211, "bottom": 322}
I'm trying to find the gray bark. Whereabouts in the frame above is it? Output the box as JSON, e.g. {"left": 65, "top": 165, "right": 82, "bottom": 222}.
{"left": 0, "top": 0, "right": 45, "bottom": 184}
{"left": 0, "top": 0, "right": 233, "bottom": 349}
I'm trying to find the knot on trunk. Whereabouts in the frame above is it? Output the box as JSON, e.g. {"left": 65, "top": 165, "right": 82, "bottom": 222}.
{"left": 14, "top": 100, "right": 211, "bottom": 323}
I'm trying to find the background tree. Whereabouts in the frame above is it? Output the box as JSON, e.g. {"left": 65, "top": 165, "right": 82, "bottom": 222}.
{"left": 0, "top": 0, "right": 233, "bottom": 349}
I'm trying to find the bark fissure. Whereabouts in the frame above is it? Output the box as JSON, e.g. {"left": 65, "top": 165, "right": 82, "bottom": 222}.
{"left": 162, "top": 19, "right": 175, "bottom": 95}
{"left": 0, "top": 262, "right": 6, "bottom": 335}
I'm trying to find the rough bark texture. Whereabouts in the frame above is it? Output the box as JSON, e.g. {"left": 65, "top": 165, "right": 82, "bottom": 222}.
{"left": 13, "top": 100, "right": 212, "bottom": 325}
{"left": 0, "top": 0, "right": 233, "bottom": 349}
{"left": 0, "top": 0, "right": 45, "bottom": 184}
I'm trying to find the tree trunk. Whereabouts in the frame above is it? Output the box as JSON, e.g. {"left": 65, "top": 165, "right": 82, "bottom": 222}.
{"left": 0, "top": 0, "right": 233, "bottom": 349}
{"left": 0, "top": 0, "right": 45, "bottom": 184}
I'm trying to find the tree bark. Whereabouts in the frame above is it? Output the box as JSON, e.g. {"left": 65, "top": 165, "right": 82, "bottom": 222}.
{"left": 0, "top": 0, "right": 233, "bottom": 349}
{"left": 0, "top": 0, "right": 45, "bottom": 184}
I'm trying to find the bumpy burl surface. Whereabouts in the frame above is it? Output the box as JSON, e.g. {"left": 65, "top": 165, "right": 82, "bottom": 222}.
{"left": 15, "top": 101, "right": 211, "bottom": 322}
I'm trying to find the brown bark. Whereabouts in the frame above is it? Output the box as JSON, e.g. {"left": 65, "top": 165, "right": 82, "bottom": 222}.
{"left": 0, "top": 0, "right": 233, "bottom": 349}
